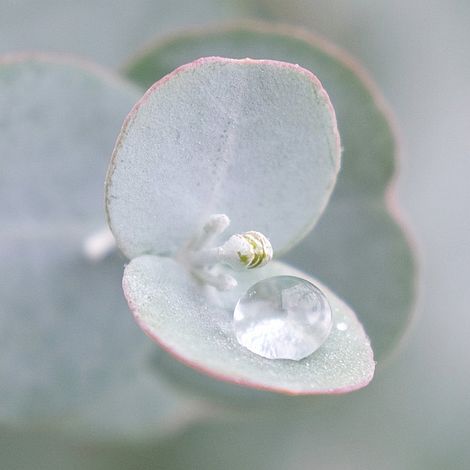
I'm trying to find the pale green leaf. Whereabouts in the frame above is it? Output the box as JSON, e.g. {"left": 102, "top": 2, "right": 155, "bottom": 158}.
{"left": 106, "top": 56, "right": 341, "bottom": 259}
{"left": 124, "top": 255, "right": 375, "bottom": 394}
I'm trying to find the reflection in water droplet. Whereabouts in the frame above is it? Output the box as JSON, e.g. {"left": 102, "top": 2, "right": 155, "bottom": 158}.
{"left": 233, "top": 276, "right": 332, "bottom": 360}
{"left": 336, "top": 322, "right": 348, "bottom": 331}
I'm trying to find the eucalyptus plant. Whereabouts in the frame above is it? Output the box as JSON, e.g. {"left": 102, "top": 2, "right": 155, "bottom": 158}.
{"left": 106, "top": 55, "right": 374, "bottom": 394}
{"left": 0, "top": 17, "right": 415, "bottom": 468}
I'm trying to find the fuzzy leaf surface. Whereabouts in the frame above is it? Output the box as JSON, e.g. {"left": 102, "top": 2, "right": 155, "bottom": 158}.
{"left": 124, "top": 256, "right": 375, "bottom": 395}
{"left": 107, "top": 56, "right": 341, "bottom": 259}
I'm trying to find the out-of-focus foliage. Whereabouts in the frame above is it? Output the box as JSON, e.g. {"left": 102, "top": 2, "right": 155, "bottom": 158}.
{"left": 0, "top": 57, "right": 201, "bottom": 442}
{"left": 0, "top": 0, "right": 257, "bottom": 66}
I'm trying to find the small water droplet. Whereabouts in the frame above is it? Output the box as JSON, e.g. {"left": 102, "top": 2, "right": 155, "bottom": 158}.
{"left": 233, "top": 276, "right": 332, "bottom": 360}
{"left": 336, "top": 322, "right": 348, "bottom": 331}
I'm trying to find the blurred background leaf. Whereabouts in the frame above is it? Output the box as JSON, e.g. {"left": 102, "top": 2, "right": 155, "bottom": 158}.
{"left": 253, "top": 1, "right": 470, "bottom": 467}
{"left": 0, "top": 0, "right": 260, "bottom": 66}
{"left": 0, "top": 57, "right": 203, "bottom": 443}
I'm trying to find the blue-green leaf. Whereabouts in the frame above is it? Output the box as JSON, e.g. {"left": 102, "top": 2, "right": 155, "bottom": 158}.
{"left": 0, "top": 0, "right": 258, "bottom": 66}
{"left": 124, "top": 256, "right": 374, "bottom": 394}
{"left": 0, "top": 56, "right": 197, "bottom": 441}
{"left": 106, "top": 56, "right": 341, "bottom": 260}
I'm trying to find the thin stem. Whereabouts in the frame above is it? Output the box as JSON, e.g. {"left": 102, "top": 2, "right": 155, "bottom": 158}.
{"left": 187, "top": 214, "right": 230, "bottom": 251}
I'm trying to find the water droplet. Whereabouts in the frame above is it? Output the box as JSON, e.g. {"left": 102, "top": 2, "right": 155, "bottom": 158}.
{"left": 233, "top": 276, "right": 332, "bottom": 360}
{"left": 336, "top": 322, "right": 348, "bottom": 331}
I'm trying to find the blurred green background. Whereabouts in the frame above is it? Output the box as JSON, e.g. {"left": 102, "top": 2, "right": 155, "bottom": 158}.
{"left": 1, "top": 1, "right": 469, "bottom": 468}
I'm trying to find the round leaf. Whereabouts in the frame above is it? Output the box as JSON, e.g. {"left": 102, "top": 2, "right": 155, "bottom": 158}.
{"left": 106, "top": 56, "right": 341, "bottom": 259}
{"left": 122, "top": 23, "right": 416, "bottom": 362}
{"left": 0, "top": 56, "right": 197, "bottom": 440}
{"left": 124, "top": 255, "right": 375, "bottom": 395}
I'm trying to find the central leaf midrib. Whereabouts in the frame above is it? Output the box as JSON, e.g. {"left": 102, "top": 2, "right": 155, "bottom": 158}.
{"left": 200, "top": 65, "right": 249, "bottom": 225}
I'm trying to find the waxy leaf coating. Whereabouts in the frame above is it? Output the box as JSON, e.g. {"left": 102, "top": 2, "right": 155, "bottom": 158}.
{"left": 124, "top": 256, "right": 375, "bottom": 394}
{"left": 106, "top": 57, "right": 341, "bottom": 259}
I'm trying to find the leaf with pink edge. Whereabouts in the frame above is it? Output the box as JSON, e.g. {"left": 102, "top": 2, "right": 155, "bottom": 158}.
{"left": 124, "top": 256, "right": 375, "bottom": 395}
{"left": 106, "top": 56, "right": 341, "bottom": 260}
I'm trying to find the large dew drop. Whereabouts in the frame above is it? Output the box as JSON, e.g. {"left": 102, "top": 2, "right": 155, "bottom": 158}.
{"left": 233, "top": 276, "right": 332, "bottom": 360}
